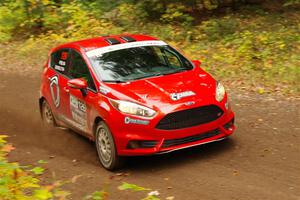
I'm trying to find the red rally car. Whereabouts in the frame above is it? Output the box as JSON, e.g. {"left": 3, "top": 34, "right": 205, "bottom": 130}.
{"left": 39, "top": 34, "right": 235, "bottom": 170}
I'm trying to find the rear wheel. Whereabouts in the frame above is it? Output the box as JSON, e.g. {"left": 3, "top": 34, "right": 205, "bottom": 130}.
{"left": 41, "top": 100, "right": 55, "bottom": 127}
{"left": 95, "top": 121, "right": 124, "bottom": 170}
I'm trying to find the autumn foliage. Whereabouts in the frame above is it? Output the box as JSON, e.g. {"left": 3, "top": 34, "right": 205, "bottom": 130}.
{"left": 0, "top": 0, "right": 299, "bottom": 95}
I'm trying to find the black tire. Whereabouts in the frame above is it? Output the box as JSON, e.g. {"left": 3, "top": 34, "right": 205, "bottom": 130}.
{"left": 41, "top": 100, "right": 56, "bottom": 127}
{"left": 95, "top": 121, "right": 124, "bottom": 170}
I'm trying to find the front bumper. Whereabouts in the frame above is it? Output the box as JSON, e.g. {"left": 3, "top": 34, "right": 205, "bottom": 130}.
{"left": 111, "top": 107, "right": 235, "bottom": 156}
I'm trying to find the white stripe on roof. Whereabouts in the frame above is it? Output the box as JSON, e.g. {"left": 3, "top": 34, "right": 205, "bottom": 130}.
{"left": 86, "top": 40, "right": 167, "bottom": 58}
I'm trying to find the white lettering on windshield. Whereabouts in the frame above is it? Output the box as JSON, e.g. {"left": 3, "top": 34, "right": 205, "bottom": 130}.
{"left": 86, "top": 40, "right": 167, "bottom": 58}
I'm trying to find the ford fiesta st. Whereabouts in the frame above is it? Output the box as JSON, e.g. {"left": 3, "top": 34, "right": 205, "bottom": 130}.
{"left": 39, "top": 34, "right": 235, "bottom": 170}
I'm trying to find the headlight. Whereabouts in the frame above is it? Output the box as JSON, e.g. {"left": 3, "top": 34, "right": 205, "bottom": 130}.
{"left": 216, "top": 81, "right": 225, "bottom": 102}
{"left": 109, "top": 100, "right": 156, "bottom": 118}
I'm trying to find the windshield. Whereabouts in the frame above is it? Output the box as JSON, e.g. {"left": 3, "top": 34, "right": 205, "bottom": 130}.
{"left": 89, "top": 45, "right": 194, "bottom": 82}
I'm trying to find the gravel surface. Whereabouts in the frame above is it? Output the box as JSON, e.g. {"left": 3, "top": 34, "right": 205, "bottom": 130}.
{"left": 1, "top": 70, "right": 299, "bottom": 200}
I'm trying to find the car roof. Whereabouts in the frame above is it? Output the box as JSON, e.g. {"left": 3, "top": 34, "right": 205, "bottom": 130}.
{"left": 53, "top": 34, "right": 159, "bottom": 53}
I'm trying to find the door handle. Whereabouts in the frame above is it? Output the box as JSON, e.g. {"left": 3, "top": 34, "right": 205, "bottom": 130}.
{"left": 63, "top": 87, "right": 70, "bottom": 93}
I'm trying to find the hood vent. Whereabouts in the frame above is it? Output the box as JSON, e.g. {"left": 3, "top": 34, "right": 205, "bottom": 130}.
{"left": 105, "top": 38, "right": 121, "bottom": 45}
{"left": 120, "top": 36, "right": 136, "bottom": 42}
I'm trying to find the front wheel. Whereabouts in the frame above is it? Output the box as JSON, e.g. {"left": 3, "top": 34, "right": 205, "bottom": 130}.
{"left": 95, "top": 121, "right": 124, "bottom": 170}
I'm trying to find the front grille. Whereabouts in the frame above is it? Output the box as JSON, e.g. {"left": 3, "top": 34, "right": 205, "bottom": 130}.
{"left": 140, "top": 141, "right": 158, "bottom": 148}
{"left": 156, "top": 105, "right": 223, "bottom": 130}
{"left": 162, "top": 129, "right": 221, "bottom": 148}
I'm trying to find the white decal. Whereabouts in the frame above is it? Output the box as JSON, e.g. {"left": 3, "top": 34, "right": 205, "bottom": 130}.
{"left": 58, "top": 60, "right": 66, "bottom": 66}
{"left": 86, "top": 40, "right": 167, "bottom": 58}
{"left": 170, "top": 91, "right": 196, "bottom": 101}
{"left": 124, "top": 117, "right": 149, "bottom": 125}
{"left": 50, "top": 75, "right": 60, "bottom": 107}
{"left": 54, "top": 65, "right": 65, "bottom": 72}
{"left": 70, "top": 95, "right": 87, "bottom": 128}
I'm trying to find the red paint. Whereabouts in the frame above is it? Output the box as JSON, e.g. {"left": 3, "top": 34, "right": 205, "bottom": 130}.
{"left": 68, "top": 78, "right": 87, "bottom": 89}
{"left": 40, "top": 34, "right": 235, "bottom": 156}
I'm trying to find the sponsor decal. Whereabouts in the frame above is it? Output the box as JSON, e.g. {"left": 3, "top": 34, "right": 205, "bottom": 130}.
{"left": 70, "top": 95, "right": 87, "bottom": 128}
{"left": 61, "top": 51, "right": 68, "bottom": 60}
{"left": 54, "top": 65, "right": 65, "bottom": 72}
{"left": 54, "top": 60, "right": 66, "bottom": 72}
{"left": 86, "top": 40, "right": 167, "bottom": 58}
{"left": 49, "top": 75, "right": 60, "bottom": 107}
{"left": 170, "top": 91, "right": 195, "bottom": 101}
{"left": 124, "top": 117, "right": 149, "bottom": 125}
{"left": 58, "top": 60, "right": 66, "bottom": 66}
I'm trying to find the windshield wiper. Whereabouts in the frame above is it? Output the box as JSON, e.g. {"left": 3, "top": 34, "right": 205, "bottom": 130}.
{"left": 161, "top": 68, "right": 188, "bottom": 75}
{"left": 132, "top": 72, "right": 163, "bottom": 80}
{"left": 130, "top": 69, "right": 188, "bottom": 81}
{"left": 102, "top": 80, "right": 127, "bottom": 83}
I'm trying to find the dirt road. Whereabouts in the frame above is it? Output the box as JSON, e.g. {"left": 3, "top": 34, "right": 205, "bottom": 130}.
{"left": 1, "top": 71, "right": 299, "bottom": 200}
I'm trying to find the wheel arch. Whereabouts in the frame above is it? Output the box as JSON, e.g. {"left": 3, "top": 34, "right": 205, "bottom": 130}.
{"left": 92, "top": 116, "right": 118, "bottom": 149}
{"left": 93, "top": 116, "right": 104, "bottom": 137}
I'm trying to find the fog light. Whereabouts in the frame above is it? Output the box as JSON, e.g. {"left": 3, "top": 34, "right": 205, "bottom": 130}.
{"left": 223, "top": 119, "right": 234, "bottom": 130}
{"left": 127, "top": 141, "right": 140, "bottom": 149}
{"left": 127, "top": 140, "right": 158, "bottom": 149}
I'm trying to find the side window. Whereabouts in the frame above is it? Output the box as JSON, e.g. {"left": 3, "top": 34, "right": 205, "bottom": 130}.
{"left": 69, "top": 50, "right": 96, "bottom": 91}
{"left": 152, "top": 47, "right": 167, "bottom": 66}
{"left": 164, "top": 50, "right": 182, "bottom": 68}
{"left": 50, "top": 49, "right": 70, "bottom": 75}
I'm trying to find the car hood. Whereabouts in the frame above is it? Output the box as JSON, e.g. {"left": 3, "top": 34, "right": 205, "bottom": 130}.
{"left": 104, "top": 68, "right": 217, "bottom": 110}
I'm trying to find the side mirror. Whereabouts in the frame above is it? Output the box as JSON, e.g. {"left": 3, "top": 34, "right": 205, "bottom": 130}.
{"left": 67, "top": 78, "right": 88, "bottom": 97}
{"left": 68, "top": 78, "right": 87, "bottom": 89}
{"left": 192, "top": 60, "right": 201, "bottom": 68}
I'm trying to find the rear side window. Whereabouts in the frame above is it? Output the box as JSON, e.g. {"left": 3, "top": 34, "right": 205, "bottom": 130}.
{"left": 69, "top": 50, "right": 96, "bottom": 91}
{"left": 50, "top": 49, "right": 70, "bottom": 75}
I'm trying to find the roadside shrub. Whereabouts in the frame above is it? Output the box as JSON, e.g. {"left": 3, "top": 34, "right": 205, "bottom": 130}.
{"left": 197, "top": 17, "right": 239, "bottom": 41}
{"left": 0, "top": 3, "right": 24, "bottom": 42}
{"left": 161, "top": 3, "right": 194, "bottom": 26}
{"left": 284, "top": 0, "right": 300, "bottom": 6}
{"left": 0, "top": 1, "right": 299, "bottom": 95}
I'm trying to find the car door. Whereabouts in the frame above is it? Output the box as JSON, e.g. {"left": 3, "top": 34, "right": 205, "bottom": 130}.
{"left": 66, "top": 49, "right": 98, "bottom": 134}
{"left": 47, "top": 48, "right": 71, "bottom": 119}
